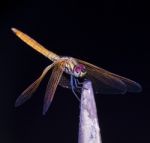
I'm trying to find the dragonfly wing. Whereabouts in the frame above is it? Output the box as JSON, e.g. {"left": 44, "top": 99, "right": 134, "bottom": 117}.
{"left": 15, "top": 64, "right": 55, "bottom": 107}
{"left": 43, "top": 61, "right": 66, "bottom": 115}
{"left": 109, "top": 73, "right": 142, "bottom": 92}
{"left": 86, "top": 70, "right": 127, "bottom": 94}
{"left": 76, "top": 58, "right": 141, "bottom": 94}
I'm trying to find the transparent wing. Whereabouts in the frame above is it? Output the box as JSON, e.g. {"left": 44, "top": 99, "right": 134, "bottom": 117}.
{"left": 109, "top": 72, "right": 142, "bottom": 92}
{"left": 15, "top": 64, "right": 55, "bottom": 107}
{"left": 76, "top": 58, "right": 142, "bottom": 94}
{"left": 43, "top": 61, "right": 66, "bottom": 115}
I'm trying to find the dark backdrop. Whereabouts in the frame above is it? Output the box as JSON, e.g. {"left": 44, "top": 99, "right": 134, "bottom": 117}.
{"left": 0, "top": 0, "right": 149, "bottom": 143}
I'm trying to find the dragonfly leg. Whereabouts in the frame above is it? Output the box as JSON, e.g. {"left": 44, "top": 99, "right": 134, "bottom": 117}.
{"left": 76, "top": 78, "right": 84, "bottom": 85}
{"left": 76, "top": 78, "right": 88, "bottom": 90}
{"left": 70, "top": 75, "right": 80, "bottom": 101}
{"left": 74, "top": 78, "right": 83, "bottom": 89}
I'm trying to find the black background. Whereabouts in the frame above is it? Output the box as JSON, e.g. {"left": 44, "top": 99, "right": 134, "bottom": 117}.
{"left": 0, "top": 0, "right": 149, "bottom": 143}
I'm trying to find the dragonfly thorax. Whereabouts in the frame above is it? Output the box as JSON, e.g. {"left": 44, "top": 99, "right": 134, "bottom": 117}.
{"left": 63, "top": 57, "right": 86, "bottom": 78}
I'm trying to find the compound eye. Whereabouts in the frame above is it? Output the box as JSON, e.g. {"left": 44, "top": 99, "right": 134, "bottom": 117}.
{"left": 78, "top": 64, "right": 86, "bottom": 73}
{"left": 82, "top": 66, "right": 86, "bottom": 73}
{"left": 75, "top": 66, "right": 81, "bottom": 73}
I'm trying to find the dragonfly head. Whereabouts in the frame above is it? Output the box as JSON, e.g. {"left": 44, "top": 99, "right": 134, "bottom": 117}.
{"left": 73, "top": 64, "right": 86, "bottom": 78}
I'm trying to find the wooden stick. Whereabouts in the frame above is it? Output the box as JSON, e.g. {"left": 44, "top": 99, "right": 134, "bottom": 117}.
{"left": 78, "top": 80, "right": 102, "bottom": 143}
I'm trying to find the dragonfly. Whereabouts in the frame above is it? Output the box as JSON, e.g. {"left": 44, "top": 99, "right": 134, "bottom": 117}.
{"left": 11, "top": 28, "right": 142, "bottom": 115}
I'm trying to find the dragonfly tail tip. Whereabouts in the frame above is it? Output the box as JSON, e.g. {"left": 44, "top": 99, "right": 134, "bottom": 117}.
{"left": 11, "top": 27, "right": 17, "bottom": 33}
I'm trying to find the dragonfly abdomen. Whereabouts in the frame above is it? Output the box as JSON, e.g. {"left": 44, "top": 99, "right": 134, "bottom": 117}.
{"left": 11, "top": 28, "right": 60, "bottom": 62}
{"left": 47, "top": 53, "right": 60, "bottom": 61}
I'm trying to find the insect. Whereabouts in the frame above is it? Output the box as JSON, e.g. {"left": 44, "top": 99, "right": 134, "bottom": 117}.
{"left": 12, "top": 28, "right": 142, "bottom": 115}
